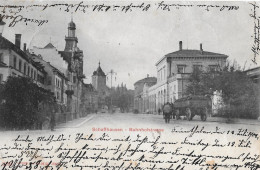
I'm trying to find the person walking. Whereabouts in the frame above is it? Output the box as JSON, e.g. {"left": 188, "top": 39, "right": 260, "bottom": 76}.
{"left": 163, "top": 103, "right": 172, "bottom": 123}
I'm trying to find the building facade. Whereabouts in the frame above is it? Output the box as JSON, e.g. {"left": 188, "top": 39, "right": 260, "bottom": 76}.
{"left": 30, "top": 19, "right": 85, "bottom": 119}
{"left": 81, "top": 83, "right": 98, "bottom": 116}
{"left": 91, "top": 62, "right": 110, "bottom": 109}
{"left": 134, "top": 41, "right": 228, "bottom": 113}
{"left": 133, "top": 76, "right": 157, "bottom": 113}
{"left": 0, "top": 34, "right": 46, "bottom": 87}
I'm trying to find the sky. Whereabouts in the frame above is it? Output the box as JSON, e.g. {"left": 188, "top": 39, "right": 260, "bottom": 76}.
{"left": 1, "top": 1, "right": 259, "bottom": 89}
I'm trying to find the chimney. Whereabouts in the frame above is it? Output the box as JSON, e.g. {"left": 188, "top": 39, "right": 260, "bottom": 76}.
{"left": 15, "top": 34, "right": 21, "bottom": 49}
{"left": 179, "top": 41, "right": 182, "bottom": 51}
{"left": 200, "top": 43, "right": 203, "bottom": 51}
{"left": 23, "top": 43, "right": 27, "bottom": 52}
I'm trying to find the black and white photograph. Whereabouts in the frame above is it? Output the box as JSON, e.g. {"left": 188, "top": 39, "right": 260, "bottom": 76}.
{"left": 0, "top": 0, "right": 259, "bottom": 169}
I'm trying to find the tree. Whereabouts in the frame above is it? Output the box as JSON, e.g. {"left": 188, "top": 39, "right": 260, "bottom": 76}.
{"left": 0, "top": 76, "right": 55, "bottom": 129}
{"left": 186, "top": 64, "right": 259, "bottom": 119}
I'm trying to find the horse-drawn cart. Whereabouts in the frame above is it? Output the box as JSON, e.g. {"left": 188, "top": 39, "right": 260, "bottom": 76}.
{"left": 173, "top": 96, "right": 211, "bottom": 121}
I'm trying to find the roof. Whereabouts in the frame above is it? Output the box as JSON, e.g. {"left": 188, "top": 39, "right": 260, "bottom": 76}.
{"left": 68, "top": 21, "right": 76, "bottom": 28}
{"left": 244, "top": 66, "right": 260, "bottom": 73}
{"left": 0, "top": 36, "right": 46, "bottom": 74}
{"left": 49, "top": 64, "right": 68, "bottom": 80}
{"left": 156, "top": 49, "right": 228, "bottom": 66}
{"left": 93, "top": 63, "right": 106, "bottom": 76}
{"left": 134, "top": 77, "right": 157, "bottom": 86}
{"left": 145, "top": 82, "right": 157, "bottom": 87}
{"left": 44, "top": 43, "right": 55, "bottom": 49}
{"left": 0, "top": 35, "right": 29, "bottom": 62}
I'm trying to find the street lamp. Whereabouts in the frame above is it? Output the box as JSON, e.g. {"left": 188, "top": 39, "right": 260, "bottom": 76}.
{"left": 0, "top": 20, "right": 6, "bottom": 36}
{"left": 107, "top": 69, "right": 116, "bottom": 112}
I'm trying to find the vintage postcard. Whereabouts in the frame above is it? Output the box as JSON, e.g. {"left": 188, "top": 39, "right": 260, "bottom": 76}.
{"left": 0, "top": 0, "right": 259, "bottom": 169}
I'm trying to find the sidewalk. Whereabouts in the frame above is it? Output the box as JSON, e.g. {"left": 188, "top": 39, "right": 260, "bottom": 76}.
{"left": 140, "top": 113, "right": 260, "bottom": 126}
{"left": 56, "top": 114, "right": 95, "bottom": 128}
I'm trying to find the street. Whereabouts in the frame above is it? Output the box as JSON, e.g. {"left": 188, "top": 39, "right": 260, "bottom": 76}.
{"left": 1, "top": 112, "right": 260, "bottom": 137}
{"left": 1, "top": 112, "right": 260, "bottom": 170}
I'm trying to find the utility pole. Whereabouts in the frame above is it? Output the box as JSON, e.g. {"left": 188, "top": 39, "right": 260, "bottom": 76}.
{"left": 107, "top": 69, "right": 116, "bottom": 112}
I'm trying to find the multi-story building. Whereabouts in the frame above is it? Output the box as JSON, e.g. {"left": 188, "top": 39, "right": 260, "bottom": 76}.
{"left": 134, "top": 41, "right": 228, "bottom": 113}
{"left": 59, "top": 19, "right": 84, "bottom": 118}
{"left": 0, "top": 34, "right": 46, "bottom": 87}
{"left": 30, "top": 19, "right": 85, "bottom": 119}
{"left": 133, "top": 76, "right": 157, "bottom": 113}
{"left": 30, "top": 53, "right": 68, "bottom": 110}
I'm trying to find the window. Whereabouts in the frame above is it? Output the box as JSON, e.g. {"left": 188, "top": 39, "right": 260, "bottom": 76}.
{"left": 38, "top": 74, "right": 44, "bottom": 84}
{"left": 13, "top": 56, "right": 17, "bottom": 68}
{"left": 0, "top": 74, "right": 3, "bottom": 83}
{"left": 34, "top": 70, "right": 36, "bottom": 80}
{"left": 0, "top": 53, "right": 3, "bottom": 63}
{"left": 23, "top": 63, "right": 26, "bottom": 75}
{"left": 209, "top": 65, "right": 218, "bottom": 72}
{"left": 164, "top": 67, "right": 166, "bottom": 79}
{"left": 18, "top": 59, "right": 22, "bottom": 72}
{"left": 31, "top": 68, "right": 33, "bottom": 78}
{"left": 47, "top": 76, "right": 52, "bottom": 85}
{"left": 73, "top": 76, "right": 76, "bottom": 83}
{"left": 177, "top": 65, "right": 186, "bottom": 73}
{"left": 28, "top": 66, "right": 30, "bottom": 76}
{"left": 56, "top": 92, "right": 60, "bottom": 100}
{"left": 193, "top": 65, "right": 202, "bottom": 71}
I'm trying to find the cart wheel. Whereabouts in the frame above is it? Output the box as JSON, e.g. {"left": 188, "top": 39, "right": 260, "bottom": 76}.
{"left": 186, "top": 108, "right": 192, "bottom": 121}
{"left": 201, "top": 107, "right": 208, "bottom": 121}
{"left": 175, "top": 109, "right": 180, "bottom": 120}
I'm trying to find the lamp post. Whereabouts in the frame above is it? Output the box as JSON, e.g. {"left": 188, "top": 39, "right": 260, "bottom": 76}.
{"left": 0, "top": 20, "right": 6, "bottom": 36}
{"left": 107, "top": 69, "right": 116, "bottom": 112}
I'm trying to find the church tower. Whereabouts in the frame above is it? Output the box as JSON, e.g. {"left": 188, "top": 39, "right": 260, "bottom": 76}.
{"left": 64, "top": 18, "right": 78, "bottom": 51}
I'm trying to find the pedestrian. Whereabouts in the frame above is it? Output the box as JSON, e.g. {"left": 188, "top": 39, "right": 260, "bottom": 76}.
{"left": 158, "top": 108, "right": 161, "bottom": 115}
{"left": 163, "top": 103, "right": 172, "bottom": 124}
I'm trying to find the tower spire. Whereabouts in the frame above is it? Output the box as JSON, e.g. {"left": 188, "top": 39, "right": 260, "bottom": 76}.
{"left": 99, "top": 61, "right": 100, "bottom": 67}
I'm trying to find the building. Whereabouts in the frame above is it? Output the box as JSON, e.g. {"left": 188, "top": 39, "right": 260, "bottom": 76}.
{"left": 30, "top": 53, "right": 69, "bottom": 121}
{"left": 0, "top": 34, "right": 46, "bottom": 87}
{"left": 30, "top": 19, "right": 85, "bottom": 119}
{"left": 134, "top": 76, "right": 157, "bottom": 113}
{"left": 59, "top": 19, "right": 85, "bottom": 118}
{"left": 245, "top": 66, "right": 260, "bottom": 83}
{"left": 134, "top": 41, "right": 228, "bottom": 113}
{"left": 92, "top": 62, "right": 110, "bottom": 109}
{"left": 81, "top": 83, "right": 98, "bottom": 116}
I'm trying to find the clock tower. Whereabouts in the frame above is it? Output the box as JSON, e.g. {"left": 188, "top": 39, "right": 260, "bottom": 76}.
{"left": 64, "top": 18, "right": 78, "bottom": 51}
